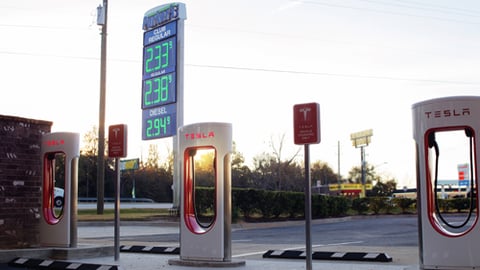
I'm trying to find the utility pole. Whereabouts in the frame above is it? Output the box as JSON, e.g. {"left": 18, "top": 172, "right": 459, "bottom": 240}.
{"left": 337, "top": 140, "right": 341, "bottom": 185}
{"left": 96, "top": 0, "right": 108, "bottom": 214}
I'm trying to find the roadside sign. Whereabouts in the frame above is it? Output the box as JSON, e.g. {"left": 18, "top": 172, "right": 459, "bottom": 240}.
{"left": 120, "top": 158, "right": 140, "bottom": 171}
{"left": 293, "top": 102, "right": 321, "bottom": 145}
{"left": 108, "top": 124, "right": 127, "bottom": 158}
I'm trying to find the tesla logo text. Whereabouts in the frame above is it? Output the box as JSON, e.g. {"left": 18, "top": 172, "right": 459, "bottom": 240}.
{"left": 184, "top": 131, "right": 215, "bottom": 140}
{"left": 44, "top": 139, "right": 65, "bottom": 146}
{"left": 425, "top": 108, "right": 470, "bottom": 119}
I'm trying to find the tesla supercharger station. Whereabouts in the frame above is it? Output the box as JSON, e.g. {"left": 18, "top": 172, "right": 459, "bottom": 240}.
{"left": 170, "top": 122, "right": 243, "bottom": 266}
{"left": 39, "top": 132, "right": 80, "bottom": 247}
{"left": 413, "top": 96, "right": 480, "bottom": 269}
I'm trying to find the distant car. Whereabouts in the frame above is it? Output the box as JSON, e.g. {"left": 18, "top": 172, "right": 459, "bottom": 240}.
{"left": 54, "top": 187, "right": 64, "bottom": 207}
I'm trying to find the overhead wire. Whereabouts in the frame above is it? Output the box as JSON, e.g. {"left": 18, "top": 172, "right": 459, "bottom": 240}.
{"left": 299, "top": 0, "right": 480, "bottom": 25}
{"left": 187, "top": 63, "right": 480, "bottom": 86}
{"left": 389, "top": 0, "right": 480, "bottom": 16}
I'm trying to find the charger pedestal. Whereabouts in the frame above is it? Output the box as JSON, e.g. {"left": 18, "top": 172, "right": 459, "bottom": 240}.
{"left": 168, "top": 122, "right": 244, "bottom": 267}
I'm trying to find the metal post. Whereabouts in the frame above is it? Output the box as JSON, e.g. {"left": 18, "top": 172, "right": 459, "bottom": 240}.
{"left": 337, "top": 140, "right": 341, "bottom": 193}
{"left": 304, "top": 144, "right": 312, "bottom": 270}
{"left": 114, "top": 158, "right": 120, "bottom": 261}
{"left": 361, "top": 146, "right": 366, "bottom": 197}
{"left": 172, "top": 16, "right": 185, "bottom": 214}
{"left": 70, "top": 158, "right": 79, "bottom": 248}
{"left": 96, "top": 0, "right": 108, "bottom": 215}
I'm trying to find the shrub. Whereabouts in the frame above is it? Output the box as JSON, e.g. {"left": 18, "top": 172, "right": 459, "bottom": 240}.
{"left": 369, "top": 197, "right": 388, "bottom": 214}
{"left": 450, "top": 198, "right": 472, "bottom": 213}
{"left": 351, "top": 197, "right": 370, "bottom": 215}
{"left": 330, "top": 196, "right": 350, "bottom": 216}
{"left": 393, "top": 198, "right": 416, "bottom": 214}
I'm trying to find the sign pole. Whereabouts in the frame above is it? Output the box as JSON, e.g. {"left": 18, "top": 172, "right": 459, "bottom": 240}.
{"left": 107, "top": 124, "right": 127, "bottom": 261}
{"left": 304, "top": 144, "right": 312, "bottom": 270}
{"left": 114, "top": 157, "right": 120, "bottom": 261}
{"left": 293, "top": 102, "right": 320, "bottom": 270}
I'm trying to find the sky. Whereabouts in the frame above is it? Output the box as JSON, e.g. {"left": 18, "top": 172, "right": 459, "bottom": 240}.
{"left": 1, "top": 0, "right": 480, "bottom": 189}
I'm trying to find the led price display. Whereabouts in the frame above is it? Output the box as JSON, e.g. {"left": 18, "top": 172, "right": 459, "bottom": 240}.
{"left": 143, "top": 36, "right": 176, "bottom": 80}
{"left": 142, "top": 103, "right": 177, "bottom": 140}
{"left": 142, "top": 72, "right": 176, "bottom": 109}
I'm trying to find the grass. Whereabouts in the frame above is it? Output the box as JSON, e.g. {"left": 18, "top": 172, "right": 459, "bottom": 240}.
{"left": 77, "top": 208, "right": 171, "bottom": 221}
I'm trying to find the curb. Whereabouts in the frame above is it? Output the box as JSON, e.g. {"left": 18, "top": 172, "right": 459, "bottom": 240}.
{"left": 9, "top": 257, "right": 119, "bottom": 270}
{"left": 263, "top": 250, "right": 393, "bottom": 262}
{"left": 120, "top": 245, "right": 180, "bottom": 254}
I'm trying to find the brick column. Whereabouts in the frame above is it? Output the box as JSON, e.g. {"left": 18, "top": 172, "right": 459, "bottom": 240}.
{"left": 0, "top": 115, "right": 52, "bottom": 248}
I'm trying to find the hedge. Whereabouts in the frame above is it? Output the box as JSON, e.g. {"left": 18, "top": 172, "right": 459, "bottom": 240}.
{"left": 195, "top": 187, "right": 350, "bottom": 220}
{"left": 193, "top": 188, "right": 480, "bottom": 220}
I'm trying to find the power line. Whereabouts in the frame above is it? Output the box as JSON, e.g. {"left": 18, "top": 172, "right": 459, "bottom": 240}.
{"left": 187, "top": 63, "right": 480, "bottom": 86}
{"left": 0, "top": 50, "right": 99, "bottom": 61}
{"left": 0, "top": 50, "right": 137, "bottom": 63}
{"left": 1, "top": 49, "right": 477, "bottom": 86}
{"left": 389, "top": 0, "right": 480, "bottom": 16}
{"left": 359, "top": 0, "right": 480, "bottom": 18}
{"left": 300, "top": 0, "right": 480, "bottom": 25}
{"left": 0, "top": 23, "right": 91, "bottom": 31}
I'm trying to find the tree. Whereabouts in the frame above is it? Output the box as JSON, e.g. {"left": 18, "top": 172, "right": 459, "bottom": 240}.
{"left": 145, "top": 144, "right": 160, "bottom": 169}
{"left": 311, "top": 161, "right": 338, "bottom": 186}
{"left": 347, "top": 163, "right": 377, "bottom": 184}
{"left": 78, "top": 127, "right": 99, "bottom": 198}
{"left": 267, "top": 133, "right": 302, "bottom": 191}
{"left": 251, "top": 152, "right": 304, "bottom": 192}
{"left": 231, "top": 142, "right": 252, "bottom": 188}
{"left": 370, "top": 179, "right": 397, "bottom": 197}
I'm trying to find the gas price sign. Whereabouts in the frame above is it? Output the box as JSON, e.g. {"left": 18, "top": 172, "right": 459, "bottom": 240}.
{"left": 141, "top": 3, "right": 185, "bottom": 140}
{"left": 142, "top": 103, "right": 177, "bottom": 139}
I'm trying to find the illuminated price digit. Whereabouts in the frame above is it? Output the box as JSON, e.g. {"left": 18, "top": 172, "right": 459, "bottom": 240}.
{"left": 162, "top": 116, "right": 170, "bottom": 134}
{"left": 153, "top": 78, "right": 161, "bottom": 104}
{"left": 161, "top": 41, "right": 172, "bottom": 68}
{"left": 146, "top": 119, "right": 153, "bottom": 137}
{"left": 158, "top": 116, "right": 166, "bottom": 135}
{"left": 153, "top": 118, "right": 160, "bottom": 136}
{"left": 145, "top": 47, "right": 154, "bottom": 73}
{"left": 159, "top": 75, "right": 170, "bottom": 102}
{"left": 144, "top": 79, "right": 153, "bottom": 106}
{"left": 154, "top": 45, "right": 162, "bottom": 71}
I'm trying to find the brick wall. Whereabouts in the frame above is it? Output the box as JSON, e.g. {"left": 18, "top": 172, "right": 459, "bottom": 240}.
{"left": 0, "top": 115, "right": 52, "bottom": 248}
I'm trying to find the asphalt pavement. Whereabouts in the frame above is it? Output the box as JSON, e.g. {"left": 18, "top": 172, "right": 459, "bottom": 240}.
{"left": 2, "top": 217, "right": 421, "bottom": 270}
{"left": 68, "top": 219, "right": 420, "bottom": 269}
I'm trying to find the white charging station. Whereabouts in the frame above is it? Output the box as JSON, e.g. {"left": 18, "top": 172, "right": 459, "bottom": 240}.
{"left": 170, "top": 122, "right": 244, "bottom": 266}
{"left": 39, "top": 132, "right": 80, "bottom": 247}
{"left": 413, "top": 96, "right": 480, "bottom": 269}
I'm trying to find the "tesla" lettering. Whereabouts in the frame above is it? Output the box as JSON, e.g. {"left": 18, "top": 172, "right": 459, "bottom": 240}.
{"left": 425, "top": 108, "right": 470, "bottom": 119}
{"left": 184, "top": 131, "right": 215, "bottom": 140}
{"left": 44, "top": 139, "right": 65, "bottom": 146}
